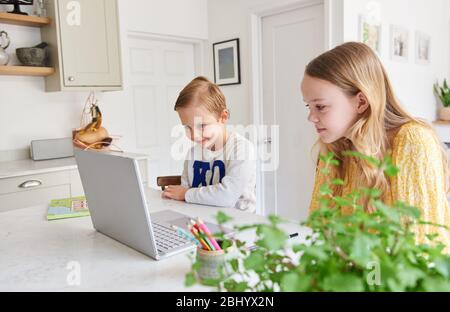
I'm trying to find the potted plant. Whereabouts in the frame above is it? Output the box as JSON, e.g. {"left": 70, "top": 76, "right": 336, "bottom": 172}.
{"left": 185, "top": 152, "right": 450, "bottom": 292}
{"left": 434, "top": 79, "right": 450, "bottom": 121}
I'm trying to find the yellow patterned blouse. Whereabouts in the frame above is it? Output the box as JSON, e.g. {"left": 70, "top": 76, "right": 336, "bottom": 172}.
{"left": 309, "top": 122, "right": 450, "bottom": 249}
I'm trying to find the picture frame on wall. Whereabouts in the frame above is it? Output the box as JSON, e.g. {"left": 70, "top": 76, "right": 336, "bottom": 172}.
{"left": 390, "top": 25, "right": 409, "bottom": 62}
{"left": 213, "top": 38, "right": 241, "bottom": 86}
{"left": 415, "top": 31, "right": 431, "bottom": 65}
{"left": 359, "top": 15, "right": 382, "bottom": 54}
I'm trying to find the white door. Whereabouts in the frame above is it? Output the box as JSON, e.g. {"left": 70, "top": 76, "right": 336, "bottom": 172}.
{"left": 261, "top": 2, "right": 325, "bottom": 221}
{"left": 128, "top": 36, "right": 196, "bottom": 188}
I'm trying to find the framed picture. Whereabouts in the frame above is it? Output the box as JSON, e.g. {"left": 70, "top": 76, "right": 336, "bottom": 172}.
{"left": 415, "top": 31, "right": 431, "bottom": 65}
{"left": 359, "top": 15, "right": 381, "bottom": 54}
{"left": 213, "top": 38, "right": 241, "bottom": 86}
{"left": 390, "top": 25, "right": 409, "bottom": 62}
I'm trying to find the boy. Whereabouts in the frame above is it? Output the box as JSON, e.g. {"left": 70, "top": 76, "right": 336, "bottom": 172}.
{"left": 162, "top": 76, "right": 256, "bottom": 213}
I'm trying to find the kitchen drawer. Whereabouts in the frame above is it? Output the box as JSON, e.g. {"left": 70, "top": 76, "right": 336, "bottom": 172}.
{"left": 0, "top": 171, "right": 70, "bottom": 196}
{"left": 0, "top": 184, "right": 71, "bottom": 213}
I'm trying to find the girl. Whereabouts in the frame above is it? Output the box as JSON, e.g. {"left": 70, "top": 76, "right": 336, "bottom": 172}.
{"left": 302, "top": 42, "right": 449, "bottom": 247}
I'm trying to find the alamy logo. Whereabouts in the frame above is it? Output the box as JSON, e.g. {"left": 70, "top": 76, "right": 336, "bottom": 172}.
{"left": 66, "top": 261, "right": 81, "bottom": 286}
{"left": 66, "top": 1, "right": 81, "bottom": 26}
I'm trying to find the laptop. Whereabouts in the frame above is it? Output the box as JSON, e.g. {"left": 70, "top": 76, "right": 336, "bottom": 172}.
{"left": 74, "top": 149, "right": 229, "bottom": 260}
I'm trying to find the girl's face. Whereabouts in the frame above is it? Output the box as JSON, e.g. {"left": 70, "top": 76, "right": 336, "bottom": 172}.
{"left": 177, "top": 104, "right": 228, "bottom": 150}
{"left": 301, "top": 74, "right": 368, "bottom": 144}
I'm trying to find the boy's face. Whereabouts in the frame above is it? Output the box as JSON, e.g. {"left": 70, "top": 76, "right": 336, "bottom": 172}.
{"left": 177, "top": 105, "right": 228, "bottom": 150}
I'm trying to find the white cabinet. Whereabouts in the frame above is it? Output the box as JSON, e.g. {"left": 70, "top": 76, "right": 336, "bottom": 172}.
{"left": 0, "top": 171, "right": 71, "bottom": 213}
{"left": 41, "top": 0, "right": 123, "bottom": 91}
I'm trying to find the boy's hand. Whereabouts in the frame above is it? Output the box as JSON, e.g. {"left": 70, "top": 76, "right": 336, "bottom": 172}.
{"left": 162, "top": 185, "right": 188, "bottom": 201}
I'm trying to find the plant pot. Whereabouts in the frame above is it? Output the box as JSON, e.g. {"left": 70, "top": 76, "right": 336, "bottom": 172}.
{"left": 439, "top": 107, "right": 450, "bottom": 121}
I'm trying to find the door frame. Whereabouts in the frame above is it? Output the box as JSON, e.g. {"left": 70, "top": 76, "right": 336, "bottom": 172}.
{"left": 249, "top": 0, "right": 344, "bottom": 216}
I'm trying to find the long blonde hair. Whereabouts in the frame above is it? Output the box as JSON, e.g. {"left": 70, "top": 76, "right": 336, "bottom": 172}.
{"left": 305, "top": 42, "right": 449, "bottom": 207}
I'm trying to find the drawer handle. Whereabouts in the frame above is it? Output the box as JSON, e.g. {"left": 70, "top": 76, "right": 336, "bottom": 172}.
{"left": 18, "top": 180, "right": 43, "bottom": 189}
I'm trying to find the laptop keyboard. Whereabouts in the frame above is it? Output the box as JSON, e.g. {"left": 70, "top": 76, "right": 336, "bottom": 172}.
{"left": 152, "top": 222, "right": 192, "bottom": 253}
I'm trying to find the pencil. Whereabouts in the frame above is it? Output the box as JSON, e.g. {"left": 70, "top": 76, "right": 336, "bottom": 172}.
{"left": 171, "top": 225, "right": 199, "bottom": 246}
{"left": 189, "top": 225, "right": 212, "bottom": 251}
{"left": 190, "top": 219, "right": 216, "bottom": 251}
{"left": 196, "top": 218, "right": 222, "bottom": 251}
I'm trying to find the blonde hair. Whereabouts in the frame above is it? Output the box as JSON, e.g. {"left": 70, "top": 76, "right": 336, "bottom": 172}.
{"left": 305, "top": 42, "right": 449, "bottom": 209}
{"left": 174, "top": 76, "right": 227, "bottom": 117}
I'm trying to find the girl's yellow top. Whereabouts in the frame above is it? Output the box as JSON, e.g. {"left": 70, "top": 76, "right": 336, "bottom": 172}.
{"left": 309, "top": 122, "right": 450, "bottom": 248}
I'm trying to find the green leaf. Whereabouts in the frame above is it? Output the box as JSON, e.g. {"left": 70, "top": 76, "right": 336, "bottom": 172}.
{"left": 434, "top": 258, "right": 450, "bottom": 278}
{"left": 304, "top": 246, "right": 329, "bottom": 261}
{"left": 281, "top": 272, "right": 311, "bottom": 291}
{"left": 333, "top": 196, "right": 351, "bottom": 207}
{"left": 320, "top": 168, "right": 331, "bottom": 175}
{"left": 319, "top": 184, "right": 333, "bottom": 196}
{"left": 256, "top": 225, "right": 288, "bottom": 250}
{"left": 223, "top": 279, "right": 249, "bottom": 292}
{"left": 330, "top": 159, "right": 340, "bottom": 166}
{"left": 374, "top": 201, "right": 400, "bottom": 223}
{"left": 423, "top": 277, "right": 450, "bottom": 292}
{"left": 350, "top": 234, "right": 373, "bottom": 266}
{"left": 322, "top": 273, "right": 365, "bottom": 292}
{"left": 230, "top": 258, "right": 239, "bottom": 272}
{"left": 244, "top": 250, "right": 266, "bottom": 272}
{"left": 268, "top": 214, "right": 283, "bottom": 226}
{"left": 342, "top": 151, "right": 381, "bottom": 167}
{"left": 185, "top": 272, "right": 196, "bottom": 287}
{"left": 216, "top": 211, "right": 232, "bottom": 225}
{"left": 380, "top": 156, "right": 400, "bottom": 177}
{"left": 362, "top": 188, "right": 382, "bottom": 198}
{"left": 396, "top": 265, "right": 425, "bottom": 289}
{"left": 332, "top": 179, "right": 345, "bottom": 186}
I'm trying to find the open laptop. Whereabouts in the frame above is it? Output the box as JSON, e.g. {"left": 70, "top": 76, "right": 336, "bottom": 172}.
{"left": 74, "top": 149, "right": 229, "bottom": 260}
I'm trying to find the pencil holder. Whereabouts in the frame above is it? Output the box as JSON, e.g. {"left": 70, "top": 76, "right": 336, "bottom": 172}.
{"left": 195, "top": 240, "right": 232, "bottom": 281}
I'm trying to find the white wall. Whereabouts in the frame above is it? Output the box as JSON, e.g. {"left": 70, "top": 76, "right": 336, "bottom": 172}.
{"left": 204, "top": 0, "right": 343, "bottom": 127}
{"left": 0, "top": 0, "right": 208, "bottom": 159}
{"left": 205, "top": 0, "right": 450, "bottom": 126}
{"left": 343, "top": 0, "right": 450, "bottom": 122}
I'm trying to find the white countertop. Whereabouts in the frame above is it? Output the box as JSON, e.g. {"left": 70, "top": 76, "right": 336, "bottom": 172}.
{"left": 0, "top": 157, "right": 78, "bottom": 179}
{"left": 0, "top": 188, "right": 309, "bottom": 291}
{"left": 0, "top": 151, "right": 148, "bottom": 179}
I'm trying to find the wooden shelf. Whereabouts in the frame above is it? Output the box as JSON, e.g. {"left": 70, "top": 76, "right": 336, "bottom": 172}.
{"left": 0, "top": 12, "right": 51, "bottom": 27}
{"left": 0, "top": 66, "right": 55, "bottom": 77}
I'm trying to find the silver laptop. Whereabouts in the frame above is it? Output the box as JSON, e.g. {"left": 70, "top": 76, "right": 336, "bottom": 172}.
{"left": 74, "top": 149, "right": 212, "bottom": 260}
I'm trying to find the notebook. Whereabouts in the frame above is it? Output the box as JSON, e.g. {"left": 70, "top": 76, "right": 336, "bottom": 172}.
{"left": 47, "top": 196, "right": 90, "bottom": 221}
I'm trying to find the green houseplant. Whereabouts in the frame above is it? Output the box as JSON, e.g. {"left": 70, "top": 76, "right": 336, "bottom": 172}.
{"left": 185, "top": 152, "right": 450, "bottom": 292}
{"left": 434, "top": 79, "right": 450, "bottom": 121}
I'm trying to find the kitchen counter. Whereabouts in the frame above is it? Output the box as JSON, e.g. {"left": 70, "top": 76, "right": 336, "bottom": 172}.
{"left": 0, "top": 151, "right": 148, "bottom": 179}
{"left": 0, "top": 188, "right": 309, "bottom": 291}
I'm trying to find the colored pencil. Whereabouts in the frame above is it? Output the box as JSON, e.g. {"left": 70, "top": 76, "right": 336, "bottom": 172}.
{"left": 189, "top": 225, "right": 211, "bottom": 251}
{"left": 196, "top": 218, "right": 222, "bottom": 251}
{"left": 190, "top": 219, "right": 216, "bottom": 251}
{"left": 171, "top": 225, "right": 200, "bottom": 246}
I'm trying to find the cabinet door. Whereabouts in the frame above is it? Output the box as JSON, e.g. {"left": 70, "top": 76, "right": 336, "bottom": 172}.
{"left": 58, "top": 0, "right": 122, "bottom": 87}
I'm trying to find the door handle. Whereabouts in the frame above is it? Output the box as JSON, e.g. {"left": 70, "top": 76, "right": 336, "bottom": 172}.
{"left": 18, "top": 180, "right": 42, "bottom": 189}
{"left": 264, "top": 138, "right": 272, "bottom": 144}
